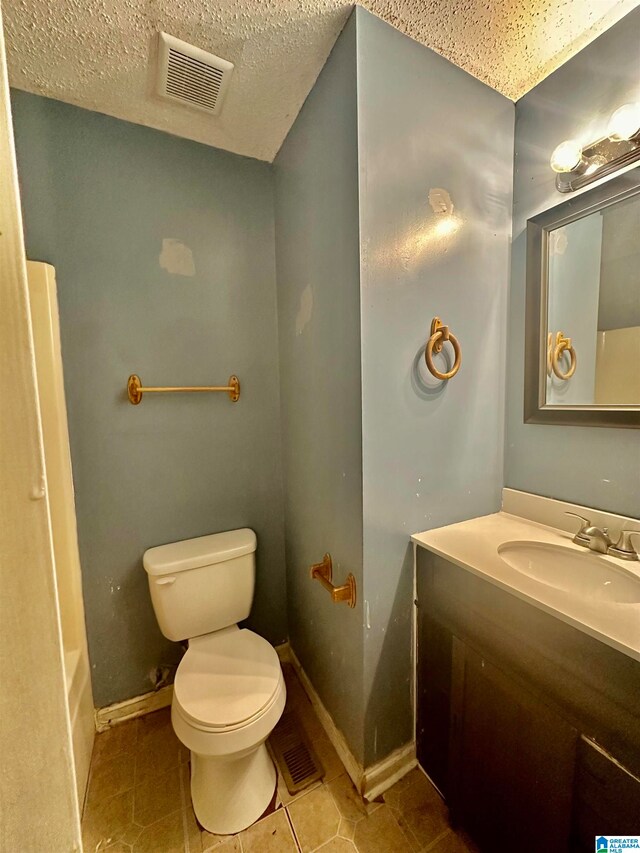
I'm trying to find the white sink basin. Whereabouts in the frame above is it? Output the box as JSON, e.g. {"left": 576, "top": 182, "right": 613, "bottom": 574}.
{"left": 413, "top": 511, "right": 640, "bottom": 662}
{"left": 498, "top": 541, "right": 640, "bottom": 605}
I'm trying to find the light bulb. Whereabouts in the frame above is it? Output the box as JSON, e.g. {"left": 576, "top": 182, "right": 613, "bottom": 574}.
{"left": 550, "top": 139, "right": 583, "bottom": 173}
{"left": 607, "top": 103, "right": 640, "bottom": 141}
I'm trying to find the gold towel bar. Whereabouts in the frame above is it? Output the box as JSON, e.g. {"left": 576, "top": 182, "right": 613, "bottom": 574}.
{"left": 310, "top": 554, "right": 356, "bottom": 608}
{"left": 424, "top": 317, "right": 462, "bottom": 381}
{"left": 127, "top": 374, "right": 240, "bottom": 405}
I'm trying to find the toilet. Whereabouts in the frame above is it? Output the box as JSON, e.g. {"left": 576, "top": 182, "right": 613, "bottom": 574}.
{"left": 143, "top": 528, "right": 286, "bottom": 835}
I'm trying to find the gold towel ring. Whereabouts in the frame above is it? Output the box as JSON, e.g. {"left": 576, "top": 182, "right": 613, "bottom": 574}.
{"left": 425, "top": 317, "right": 462, "bottom": 381}
{"left": 551, "top": 331, "right": 577, "bottom": 380}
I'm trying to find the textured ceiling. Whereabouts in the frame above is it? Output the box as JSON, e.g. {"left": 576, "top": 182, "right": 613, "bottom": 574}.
{"left": 3, "top": 0, "right": 638, "bottom": 162}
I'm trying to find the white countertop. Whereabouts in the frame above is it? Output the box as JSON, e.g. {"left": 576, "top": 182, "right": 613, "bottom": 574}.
{"left": 412, "top": 511, "right": 640, "bottom": 662}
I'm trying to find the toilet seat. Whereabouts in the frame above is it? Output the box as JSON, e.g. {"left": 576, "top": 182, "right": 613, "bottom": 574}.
{"left": 174, "top": 627, "right": 282, "bottom": 732}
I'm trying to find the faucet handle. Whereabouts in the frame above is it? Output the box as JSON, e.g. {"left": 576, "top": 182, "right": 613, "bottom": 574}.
{"left": 565, "top": 512, "right": 593, "bottom": 545}
{"left": 608, "top": 529, "right": 640, "bottom": 560}
{"left": 565, "top": 511, "right": 591, "bottom": 533}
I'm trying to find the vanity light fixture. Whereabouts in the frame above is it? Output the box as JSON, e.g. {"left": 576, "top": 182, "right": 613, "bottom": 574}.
{"left": 550, "top": 140, "right": 584, "bottom": 174}
{"left": 607, "top": 103, "right": 640, "bottom": 141}
{"left": 550, "top": 101, "right": 640, "bottom": 192}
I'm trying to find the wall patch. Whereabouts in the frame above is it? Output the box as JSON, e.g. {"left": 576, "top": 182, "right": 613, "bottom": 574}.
{"left": 159, "top": 238, "right": 196, "bottom": 277}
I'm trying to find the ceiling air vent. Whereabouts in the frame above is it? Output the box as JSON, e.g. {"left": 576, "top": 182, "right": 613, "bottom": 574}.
{"left": 157, "top": 32, "right": 234, "bottom": 116}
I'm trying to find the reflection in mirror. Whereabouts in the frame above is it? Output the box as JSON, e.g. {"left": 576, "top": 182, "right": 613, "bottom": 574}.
{"left": 545, "top": 192, "right": 640, "bottom": 407}
{"left": 525, "top": 167, "right": 640, "bottom": 428}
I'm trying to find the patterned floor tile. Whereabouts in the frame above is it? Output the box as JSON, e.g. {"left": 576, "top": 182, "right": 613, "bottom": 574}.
{"left": 93, "top": 719, "right": 138, "bottom": 766}
{"left": 132, "top": 811, "right": 185, "bottom": 853}
{"left": 85, "top": 666, "right": 469, "bottom": 853}
{"left": 87, "top": 752, "right": 136, "bottom": 805}
{"left": 327, "top": 774, "right": 370, "bottom": 822}
{"left": 238, "top": 809, "right": 298, "bottom": 853}
{"left": 337, "top": 817, "right": 356, "bottom": 841}
{"left": 133, "top": 765, "right": 182, "bottom": 827}
{"left": 352, "top": 804, "right": 414, "bottom": 853}
{"left": 384, "top": 769, "right": 449, "bottom": 851}
{"left": 316, "top": 838, "right": 357, "bottom": 852}
{"left": 426, "top": 827, "right": 480, "bottom": 853}
{"left": 287, "top": 785, "right": 341, "bottom": 852}
{"left": 82, "top": 789, "right": 135, "bottom": 852}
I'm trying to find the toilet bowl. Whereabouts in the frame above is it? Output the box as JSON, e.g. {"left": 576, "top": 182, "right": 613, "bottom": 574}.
{"left": 171, "top": 626, "right": 286, "bottom": 834}
{"left": 143, "top": 529, "right": 286, "bottom": 834}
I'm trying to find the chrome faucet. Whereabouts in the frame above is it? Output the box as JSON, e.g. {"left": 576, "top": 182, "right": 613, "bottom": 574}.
{"left": 566, "top": 512, "right": 640, "bottom": 560}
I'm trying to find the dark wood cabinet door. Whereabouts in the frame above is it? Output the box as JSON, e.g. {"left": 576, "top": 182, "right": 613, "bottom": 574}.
{"left": 416, "top": 608, "right": 453, "bottom": 797}
{"left": 571, "top": 737, "right": 640, "bottom": 851}
{"left": 449, "top": 638, "right": 578, "bottom": 853}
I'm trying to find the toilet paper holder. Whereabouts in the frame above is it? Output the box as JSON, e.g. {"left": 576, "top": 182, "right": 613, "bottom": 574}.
{"left": 310, "top": 554, "right": 356, "bottom": 608}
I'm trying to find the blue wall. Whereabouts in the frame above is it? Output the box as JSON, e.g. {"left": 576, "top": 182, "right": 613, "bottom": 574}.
{"left": 274, "top": 13, "right": 365, "bottom": 763}
{"left": 275, "top": 8, "right": 514, "bottom": 768}
{"left": 356, "top": 8, "right": 514, "bottom": 764}
{"left": 11, "top": 91, "right": 287, "bottom": 707}
{"left": 505, "top": 8, "right": 640, "bottom": 517}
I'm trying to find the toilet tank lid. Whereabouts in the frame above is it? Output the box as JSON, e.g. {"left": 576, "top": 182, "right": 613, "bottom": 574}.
{"left": 143, "top": 528, "right": 256, "bottom": 576}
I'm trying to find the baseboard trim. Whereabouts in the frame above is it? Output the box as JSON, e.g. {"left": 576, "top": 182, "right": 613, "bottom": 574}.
{"left": 361, "top": 742, "right": 417, "bottom": 801}
{"left": 288, "top": 645, "right": 416, "bottom": 800}
{"left": 95, "top": 684, "right": 173, "bottom": 732}
{"left": 288, "top": 645, "right": 363, "bottom": 791}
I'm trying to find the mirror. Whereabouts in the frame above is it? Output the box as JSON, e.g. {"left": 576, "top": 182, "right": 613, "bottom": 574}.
{"left": 525, "top": 166, "right": 640, "bottom": 428}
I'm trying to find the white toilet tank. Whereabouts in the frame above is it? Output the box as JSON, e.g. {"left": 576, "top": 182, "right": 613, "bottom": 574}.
{"left": 143, "top": 528, "right": 257, "bottom": 642}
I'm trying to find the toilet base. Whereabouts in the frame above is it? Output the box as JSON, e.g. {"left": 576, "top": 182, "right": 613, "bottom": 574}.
{"left": 190, "top": 742, "right": 277, "bottom": 835}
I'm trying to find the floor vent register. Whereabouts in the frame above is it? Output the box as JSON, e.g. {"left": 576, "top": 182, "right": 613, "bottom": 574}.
{"left": 269, "top": 711, "right": 325, "bottom": 794}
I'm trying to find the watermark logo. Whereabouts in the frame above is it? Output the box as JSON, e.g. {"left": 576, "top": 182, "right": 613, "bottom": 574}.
{"left": 596, "top": 838, "right": 640, "bottom": 851}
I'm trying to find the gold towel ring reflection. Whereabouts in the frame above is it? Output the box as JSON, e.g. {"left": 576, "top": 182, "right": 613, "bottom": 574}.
{"left": 425, "top": 317, "right": 462, "bottom": 381}
{"left": 551, "top": 332, "right": 577, "bottom": 380}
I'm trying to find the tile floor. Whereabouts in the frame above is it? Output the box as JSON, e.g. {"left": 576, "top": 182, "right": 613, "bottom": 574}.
{"left": 82, "top": 663, "right": 477, "bottom": 853}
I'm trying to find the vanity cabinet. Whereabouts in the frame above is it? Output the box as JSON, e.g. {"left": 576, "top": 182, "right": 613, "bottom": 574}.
{"left": 416, "top": 546, "right": 640, "bottom": 853}
{"left": 572, "top": 737, "right": 640, "bottom": 848}
{"left": 448, "top": 640, "right": 576, "bottom": 851}
{"left": 416, "top": 610, "right": 452, "bottom": 796}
